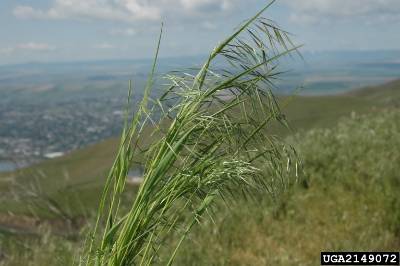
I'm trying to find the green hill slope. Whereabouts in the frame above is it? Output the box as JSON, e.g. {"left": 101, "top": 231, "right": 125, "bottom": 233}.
{"left": 174, "top": 108, "right": 400, "bottom": 266}
{"left": 0, "top": 138, "right": 120, "bottom": 216}
{"left": 283, "top": 79, "right": 400, "bottom": 132}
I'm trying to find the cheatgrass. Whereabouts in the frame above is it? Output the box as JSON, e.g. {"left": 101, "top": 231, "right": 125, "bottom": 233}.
{"left": 82, "top": 2, "right": 300, "bottom": 265}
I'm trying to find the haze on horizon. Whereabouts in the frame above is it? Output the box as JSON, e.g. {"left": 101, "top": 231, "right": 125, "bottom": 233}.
{"left": 1, "top": 0, "right": 400, "bottom": 65}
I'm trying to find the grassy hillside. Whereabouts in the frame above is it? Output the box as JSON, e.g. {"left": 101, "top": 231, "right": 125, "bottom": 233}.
{"left": 0, "top": 138, "right": 119, "bottom": 216}
{"left": 283, "top": 79, "right": 400, "bottom": 132}
{"left": 173, "top": 109, "right": 400, "bottom": 265}
{"left": 0, "top": 80, "right": 399, "bottom": 218}
{"left": 2, "top": 99, "right": 399, "bottom": 266}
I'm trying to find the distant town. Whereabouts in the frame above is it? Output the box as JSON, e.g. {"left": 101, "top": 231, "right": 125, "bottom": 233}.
{"left": 0, "top": 96, "right": 126, "bottom": 165}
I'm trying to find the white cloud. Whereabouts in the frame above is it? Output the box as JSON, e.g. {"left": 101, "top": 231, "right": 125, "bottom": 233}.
{"left": 0, "top": 47, "right": 14, "bottom": 55}
{"left": 13, "top": 5, "right": 61, "bottom": 20}
{"left": 1, "top": 42, "right": 55, "bottom": 55}
{"left": 109, "top": 28, "right": 137, "bottom": 36}
{"left": 94, "top": 42, "right": 115, "bottom": 49}
{"left": 14, "top": 0, "right": 159, "bottom": 22}
{"left": 13, "top": 0, "right": 239, "bottom": 23}
{"left": 13, "top": 6, "right": 43, "bottom": 19}
{"left": 180, "top": 0, "right": 234, "bottom": 12}
{"left": 201, "top": 21, "right": 217, "bottom": 30}
{"left": 17, "top": 42, "right": 56, "bottom": 51}
{"left": 283, "top": 0, "right": 400, "bottom": 24}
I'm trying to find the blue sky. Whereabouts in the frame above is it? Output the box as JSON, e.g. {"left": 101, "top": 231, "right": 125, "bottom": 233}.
{"left": 1, "top": 0, "right": 400, "bottom": 64}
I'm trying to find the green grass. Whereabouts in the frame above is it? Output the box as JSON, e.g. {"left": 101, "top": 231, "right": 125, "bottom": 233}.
{"left": 2, "top": 107, "right": 399, "bottom": 266}
{"left": 0, "top": 138, "right": 120, "bottom": 216}
{"left": 0, "top": 226, "right": 80, "bottom": 266}
{"left": 82, "top": 4, "right": 303, "bottom": 264}
{"left": 172, "top": 109, "right": 400, "bottom": 265}
{"left": 280, "top": 79, "right": 400, "bottom": 133}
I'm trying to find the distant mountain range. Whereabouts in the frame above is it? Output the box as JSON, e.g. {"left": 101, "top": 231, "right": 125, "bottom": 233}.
{"left": 1, "top": 50, "right": 399, "bottom": 98}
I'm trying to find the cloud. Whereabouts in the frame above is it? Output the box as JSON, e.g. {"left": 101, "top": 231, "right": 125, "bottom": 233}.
{"left": 94, "top": 42, "right": 115, "bottom": 49}
{"left": 0, "top": 47, "right": 14, "bottom": 55}
{"left": 109, "top": 28, "right": 137, "bottom": 36}
{"left": 180, "top": 0, "right": 233, "bottom": 13}
{"left": 17, "top": 42, "right": 56, "bottom": 51}
{"left": 1, "top": 42, "right": 55, "bottom": 55}
{"left": 13, "top": 0, "right": 239, "bottom": 23}
{"left": 13, "top": 5, "right": 61, "bottom": 20}
{"left": 283, "top": 0, "right": 400, "bottom": 24}
{"left": 14, "top": 0, "right": 160, "bottom": 22}
{"left": 201, "top": 21, "right": 217, "bottom": 30}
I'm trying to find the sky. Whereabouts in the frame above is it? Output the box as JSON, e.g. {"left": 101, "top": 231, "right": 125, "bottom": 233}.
{"left": 1, "top": 0, "right": 400, "bottom": 65}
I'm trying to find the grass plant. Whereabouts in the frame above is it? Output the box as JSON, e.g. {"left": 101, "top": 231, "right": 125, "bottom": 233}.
{"left": 83, "top": 2, "right": 300, "bottom": 265}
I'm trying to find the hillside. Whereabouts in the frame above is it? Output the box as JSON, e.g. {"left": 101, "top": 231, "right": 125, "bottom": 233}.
{"left": 0, "top": 138, "right": 119, "bottom": 216}
{"left": 284, "top": 79, "right": 400, "bottom": 131}
{"left": 2, "top": 92, "right": 400, "bottom": 266}
{"left": 0, "top": 79, "right": 399, "bottom": 218}
{"left": 173, "top": 108, "right": 400, "bottom": 265}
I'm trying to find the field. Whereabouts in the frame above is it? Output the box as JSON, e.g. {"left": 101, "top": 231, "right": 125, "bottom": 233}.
{"left": 0, "top": 79, "right": 399, "bottom": 265}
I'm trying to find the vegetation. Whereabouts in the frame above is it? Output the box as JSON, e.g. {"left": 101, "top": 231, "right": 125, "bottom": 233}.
{"left": 174, "top": 109, "right": 400, "bottom": 265}
{"left": 2, "top": 71, "right": 400, "bottom": 266}
{"left": 1, "top": 226, "right": 79, "bottom": 266}
{"left": 83, "top": 3, "right": 301, "bottom": 265}
{"left": 2, "top": 107, "right": 399, "bottom": 265}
